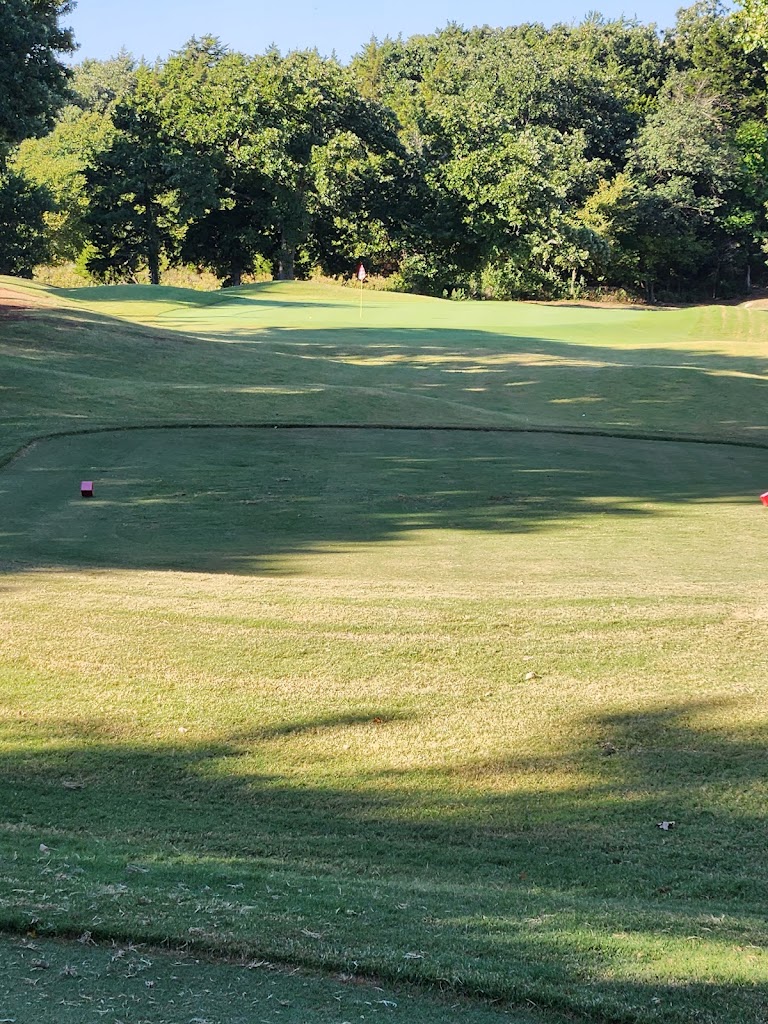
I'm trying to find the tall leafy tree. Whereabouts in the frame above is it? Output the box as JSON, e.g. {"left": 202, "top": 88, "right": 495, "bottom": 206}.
{"left": 0, "top": 0, "right": 76, "bottom": 159}
{"left": 9, "top": 7, "right": 767, "bottom": 299}
{"left": 160, "top": 41, "right": 408, "bottom": 283}
{"left": 0, "top": 169, "right": 52, "bottom": 276}
{"left": 673, "top": 2, "right": 767, "bottom": 121}
{"left": 12, "top": 54, "right": 138, "bottom": 262}
{"left": 250, "top": 49, "right": 406, "bottom": 279}
{"left": 84, "top": 70, "right": 191, "bottom": 284}
{"left": 352, "top": 25, "right": 617, "bottom": 296}
{"left": 157, "top": 39, "right": 275, "bottom": 286}
{"left": 729, "top": 120, "right": 768, "bottom": 290}
{"left": 588, "top": 74, "right": 739, "bottom": 299}
{"left": 737, "top": 0, "right": 768, "bottom": 59}
{"left": 0, "top": 0, "right": 75, "bottom": 277}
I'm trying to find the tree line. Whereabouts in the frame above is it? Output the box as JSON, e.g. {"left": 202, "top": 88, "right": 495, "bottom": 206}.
{"left": 2, "top": 0, "right": 768, "bottom": 301}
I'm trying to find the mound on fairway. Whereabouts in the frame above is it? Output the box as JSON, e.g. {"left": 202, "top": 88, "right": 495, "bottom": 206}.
{"left": 1, "top": 280, "right": 767, "bottom": 1024}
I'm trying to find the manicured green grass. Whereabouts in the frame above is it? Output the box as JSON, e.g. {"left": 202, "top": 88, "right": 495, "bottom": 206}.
{"left": 1, "top": 279, "right": 767, "bottom": 1023}
{"left": 2, "top": 277, "right": 767, "bottom": 472}
{"left": 0, "top": 934, "right": 546, "bottom": 1024}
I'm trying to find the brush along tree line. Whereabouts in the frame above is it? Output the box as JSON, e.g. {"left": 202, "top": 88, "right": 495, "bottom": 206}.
{"left": 3, "top": 0, "right": 768, "bottom": 300}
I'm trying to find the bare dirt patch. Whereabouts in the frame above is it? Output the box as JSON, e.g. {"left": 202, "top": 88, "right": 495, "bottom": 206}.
{"left": 0, "top": 284, "right": 56, "bottom": 319}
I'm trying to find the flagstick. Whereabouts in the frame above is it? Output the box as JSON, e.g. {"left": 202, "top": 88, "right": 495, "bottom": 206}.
{"left": 359, "top": 277, "right": 363, "bottom": 318}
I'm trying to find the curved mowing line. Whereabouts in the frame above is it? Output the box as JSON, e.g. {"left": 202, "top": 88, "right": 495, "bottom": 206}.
{"left": 3, "top": 420, "right": 768, "bottom": 474}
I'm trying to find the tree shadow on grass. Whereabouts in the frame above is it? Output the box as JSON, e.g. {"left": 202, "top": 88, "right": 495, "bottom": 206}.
{"left": 0, "top": 699, "right": 766, "bottom": 1021}
{"left": 0, "top": 426, "right": 764, "bottom": 575}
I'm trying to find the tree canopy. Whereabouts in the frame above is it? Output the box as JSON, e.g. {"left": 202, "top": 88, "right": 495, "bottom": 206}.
{"left": 0, "top": 0, "right": 76, "bottom": 276}
{"left": 5, "top": 5, "right": 768, "bottom": 300}
{"left": 0, "top": 0, "right": 76, "bottom": 159}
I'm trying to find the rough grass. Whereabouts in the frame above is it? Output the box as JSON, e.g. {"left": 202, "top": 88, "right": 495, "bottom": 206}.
{"left": 1, "top": 278, "right": 767, "bottom": 1023}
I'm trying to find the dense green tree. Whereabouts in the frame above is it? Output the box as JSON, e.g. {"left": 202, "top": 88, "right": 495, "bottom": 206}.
{"left": 737, "top": 0, "right": 768, "bottom": 58}
{"left": 156, "top": 39, "right": 276, "bottom": 285}
{"left": 83, "top": 70, "right": 198, "bottom": 284}
{"left": 0, "top": 0, "right": 76, "bottom": 160}
{"left": 730, "top": 120, "right": 768, "bottom": 289}
{"left": 8, "top": 8, "right": 767, "bottom": 299}
{"left": 302, "top": 122, "right": 417, "bottom": 277}
{"left": 12, "top": 53, "right": 139, "bottom": 263}
{"left": 0, "top": 169, "right": 52, "bottom": 275}
{"left": 14, "top": 109, "right": 117, "bottom": 263}
{"left": 551, "top": 15, "right": 669, "bottom": 117}
{"left": 0, "top": 0, "right": 76, "bottom": 279}
{"left": 158, "top": 40, "right": 408, "bottom": 283}
{"left": 249, "top": 49, "right": 406, "bottom": 279}
{"left": 587, "top": 74, "right": 739, "bottom": 299}
{"left": 69, "top": 49, "right": 138, "bottom": 113}
{"left": 672, "top": 2, "right": 767, "bottom": 121}
{"left": 351, "top": 25, "right": 620, "bottom": 296}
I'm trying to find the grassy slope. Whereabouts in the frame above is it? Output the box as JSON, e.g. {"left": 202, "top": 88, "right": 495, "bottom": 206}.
{"left": 1, "top": 279, "right": 768, "bottom": 1024}
{"left": 2, "top": 277, "right": 768, "bottom": 469}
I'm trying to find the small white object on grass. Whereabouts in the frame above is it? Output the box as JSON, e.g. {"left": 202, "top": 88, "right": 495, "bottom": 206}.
{"left": 657, "top": 821, "right": 676, "bottom": 831}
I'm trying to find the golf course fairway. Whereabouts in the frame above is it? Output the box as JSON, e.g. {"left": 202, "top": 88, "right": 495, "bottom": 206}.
{"left": 1, "top": 278, "right": 767, "bottom": 1024}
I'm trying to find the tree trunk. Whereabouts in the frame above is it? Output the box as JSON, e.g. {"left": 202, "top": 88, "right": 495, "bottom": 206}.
{"left": 277, "top": 228, "right": 295, "bottom": 280}
{"left": 148, "top": 247, "right": 160, "bottom": 286}
{"left": 145, "top": 192, "right": 160, "bottom": 286}
{"left": 224, "top": 266, "right": 242, "bottom": 288}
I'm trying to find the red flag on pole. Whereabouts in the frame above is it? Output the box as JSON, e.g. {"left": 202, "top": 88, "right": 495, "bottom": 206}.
{"left": 357, "top": 263, "right": 367, "bottom": 281}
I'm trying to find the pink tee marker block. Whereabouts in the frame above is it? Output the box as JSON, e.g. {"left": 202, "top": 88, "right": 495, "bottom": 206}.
{"left": 761, "top": 492, "right": 768, "bottom": 507}
{"left": 81, "top": 481, "right": 94, "bottom": 498}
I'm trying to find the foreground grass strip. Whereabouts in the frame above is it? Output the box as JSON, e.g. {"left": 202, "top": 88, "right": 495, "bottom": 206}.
{"left": 0, "top": 934, "right": 551, "bottom": 1024}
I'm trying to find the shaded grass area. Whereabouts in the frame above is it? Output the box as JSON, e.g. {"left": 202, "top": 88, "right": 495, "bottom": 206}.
{"left": 1, "top": 620, "right": 767, "bottom": 1023}
{"left": 0, "top": 934, "right": 546, "bottom": 1024}
{"left": 0, "top": 426, "right": 766, "bottom": 576}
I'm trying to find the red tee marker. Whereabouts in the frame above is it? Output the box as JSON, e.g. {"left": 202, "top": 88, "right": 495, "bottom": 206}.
{"left": 760, "top": 492, "right": 768, "bottom": 507}
{"left": 81, "top": 481, "right": 93, "bottom": 498}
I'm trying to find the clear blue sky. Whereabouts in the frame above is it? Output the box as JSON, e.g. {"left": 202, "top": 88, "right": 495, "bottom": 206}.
{"left": 65, "top": 0, "right": 685, "bottom": 64}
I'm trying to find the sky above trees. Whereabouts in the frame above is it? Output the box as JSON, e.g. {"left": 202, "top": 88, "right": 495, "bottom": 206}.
{"left": 66, "top": 0, "right": 686, "bottom": 63}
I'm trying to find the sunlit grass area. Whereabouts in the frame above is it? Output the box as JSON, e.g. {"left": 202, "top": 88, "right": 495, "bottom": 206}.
{"left": 1, "top": 279, "right": 767, "bottom": 1022}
